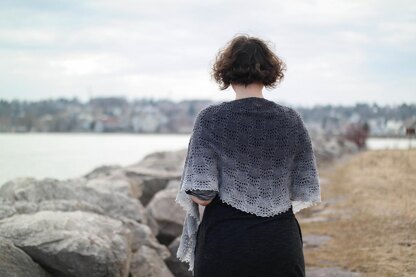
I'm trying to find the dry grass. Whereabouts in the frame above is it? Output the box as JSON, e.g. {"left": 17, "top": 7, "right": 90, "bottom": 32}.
{"left": 299, "top": 149, "right": 416, "bottom": 277}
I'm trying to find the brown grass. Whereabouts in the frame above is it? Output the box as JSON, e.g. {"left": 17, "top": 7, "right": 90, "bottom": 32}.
{"left": 299, "top": 149, "right": 416, "bottom": 277}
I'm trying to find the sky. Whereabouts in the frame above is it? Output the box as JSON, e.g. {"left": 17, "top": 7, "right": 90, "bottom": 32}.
{"left": 0, "top": 0, "right": 415, "bottom": 108}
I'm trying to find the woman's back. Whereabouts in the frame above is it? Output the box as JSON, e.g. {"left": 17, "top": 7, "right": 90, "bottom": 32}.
{"left": 183, "top": 96, "right": 320, "bottom": 216}
{"left": 175, "top": 97, "right": 321, "bottom": 275}
{"left": 175, "top": 34, "right": 321, "bottom": 276}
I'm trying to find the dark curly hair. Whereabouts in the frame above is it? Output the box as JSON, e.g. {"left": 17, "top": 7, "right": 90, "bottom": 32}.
{"left": 211, "top": 34, "right": 287, "bottom": 90}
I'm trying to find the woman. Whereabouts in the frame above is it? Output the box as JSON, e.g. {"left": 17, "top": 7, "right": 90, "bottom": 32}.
{"left": 175, "top": 34, "right": 321, "bottom": 277}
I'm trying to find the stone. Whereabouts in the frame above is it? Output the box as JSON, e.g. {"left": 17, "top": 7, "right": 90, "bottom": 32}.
{"left": 134, "top": 174, "right": 173, "bottom": 207}
{"left": 83, "top": 167, "right": 144, "bottom": 199}
{"left": 303, "top": 234, "right": 332, "bottom": 248}
{"left": 166, "top": 179, "right": 181, "bottom": 190}
{"left": 130, "top": 150, "right": 186, "bottom": 173}
{"left": 83, "top": 165, "right": 123, "bottom": 179}
{"left": 0, "top": 210, "right": 132, "bottom": 277}
{"left": 145, "top": 187, "right": 186, "bottom": 245}
{"left": 0, "top": 177, "right": 147, "bottom": 224}
{"left": 306, "top": 266, "right": 361, "bottom": 276}
{"left": 165, "top": 236, "right": 193, "bottom": 277}
{"left": 129, "top": 245, "right": 174, "bottom": 277}
{"left": 121, "top": 218, "right": 170, "bottom": 259}
{"left": 124, "top": 168, "right": 181, "bottom": 207}
{"left": 0, "top": 237, "right": 51, "bottom": 277}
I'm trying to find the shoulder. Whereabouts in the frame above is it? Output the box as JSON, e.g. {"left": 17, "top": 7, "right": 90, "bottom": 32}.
{"left": 196, "top": 101, "right": 302, "bottom": 124}
{"left": 270, "top": 103, "right": 303, "bottom": 125}
{"left": 195, "top": 103, "right": 223, "bottom": 122}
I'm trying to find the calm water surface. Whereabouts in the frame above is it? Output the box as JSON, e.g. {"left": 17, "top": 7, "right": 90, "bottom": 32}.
{"left": 0, "top": 133, "right": 190, "bottom": 186}
{"left": 0, "top": 134, "right": 413, "bottom": 186}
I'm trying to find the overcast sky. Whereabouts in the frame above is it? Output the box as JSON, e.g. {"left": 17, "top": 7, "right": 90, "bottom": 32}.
{"left": 0, "top": 0, "right": 414, "bottom": 107}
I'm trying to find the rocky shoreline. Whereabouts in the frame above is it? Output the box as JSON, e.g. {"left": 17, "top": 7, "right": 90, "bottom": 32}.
{"left": 0, "top": 133, "right": 360, "bottom": 277}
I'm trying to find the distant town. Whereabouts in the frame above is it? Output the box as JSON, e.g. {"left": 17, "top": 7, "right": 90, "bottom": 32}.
{"left": 0, "top": 97, "right": 415, "bottom": 137}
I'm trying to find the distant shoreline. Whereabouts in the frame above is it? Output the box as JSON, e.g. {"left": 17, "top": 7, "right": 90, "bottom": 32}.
{"left": 0, "top": 132, "right": 413, "bottom": 139}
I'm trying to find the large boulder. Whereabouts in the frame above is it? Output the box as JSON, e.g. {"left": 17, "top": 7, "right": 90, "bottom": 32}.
{"left": 83, "top": 166, "right": 144, "bottom": 199}
{"left": 0, "top": 210, "right": 132, "bottom": 277}
{"left": 124, "top": 150, "right": 183, "bottom": 207}
{"left": 83, "top": 165, "right": 123, "bottom": 179}
{"left": 165, "top": 236, "right": 193, "bottom": 277}
{"left": 0, "top": 237, "right": 51, "bottom": 277}
{"left": 0, "top": 177, "right": 147, "bottom": 224}
{"left": 121, "top": 218, "right": 170, "bottom": 258}
{"left": 129, "top": 245, "right": 174, "bottom": 277}
{"left": 311, "top": 134, "right": 359, "bottom": 164}
{"left": 145, "top": 187, "right": 186, "bottom": 245}
{"left": 129, "top": 150, "right": 186, "bottom": 172}
{"left": 123, "top": 169, "right": 176, "bottom": 206}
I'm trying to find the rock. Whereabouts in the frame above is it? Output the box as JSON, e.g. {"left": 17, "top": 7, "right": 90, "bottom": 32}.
{"left": 166, "top": 179, "right": 181, "bottom": 190}
{"left": 0, "top": 237, "right": 51, "bottom": 277}
{"left": 144, "top": 211, "right": 160, "bottom": 236}
{"left": 303, "top": 234, "right": 332, "bottom": 248}
{"left": 38, "top": 199, "right": 105, "bottom": 214}
{"left": 165, "top": 236, "right": 193, "bottom": 277}
{"left": 0, "top": 203, "right": 15, "bottom": 220}
{"left": 0, "top": 177, "right": 147, "bottom": 224}
{"left": 85, "top": 177, "right": 141, "bottom": 199}
{"left": 145, "top": 187, "right": 186, "bottom": 245}
{"left": 83, "top": 167, "right": 144, "bottom": 199}
{"left": 124, "top": 167, "right": 181, "bottom": 207}
{"left": 311, "top": 134, "right": 359, "bottom": 164}
{"left": 121, "top": 218, "right": 170, "bottom": 259}
{"left": 0, "top": 210, "right": 132, "bottom": 277}
{"left": 129, "top": 245, "right": 174, "bottom": 277}
{"left": 123, "top": 170, "right": 174, "bottom": 206}
{"left": 83, "top": 165, "right": 123, "bottom": 179}
{"left": 306, "top": 266, "right": 361, "bottom": 276}
{"left": 130, "top": 150, "right": 186, "bottom": 173}
{"left": 298, "top": 216, "right": 333, "bottom": 223}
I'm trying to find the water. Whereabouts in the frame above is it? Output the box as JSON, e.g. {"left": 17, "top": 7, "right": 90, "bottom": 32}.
{"left": 0, "top": 134, "right": 413, "bottom": 186}
{"left": 0, "top": 133, "right": 190, "bottom": 186}
{"left": 366, "top": 137, "right": 415, "bottom": 150}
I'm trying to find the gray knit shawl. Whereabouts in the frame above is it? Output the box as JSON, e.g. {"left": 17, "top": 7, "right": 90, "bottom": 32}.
{"left": 175, "top": 97, "right": 321, "bottom": 273}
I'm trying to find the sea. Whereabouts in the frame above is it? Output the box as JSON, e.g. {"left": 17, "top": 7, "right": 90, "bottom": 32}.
{"left": 0, "top": 133, "right": 414, "bottom": 186}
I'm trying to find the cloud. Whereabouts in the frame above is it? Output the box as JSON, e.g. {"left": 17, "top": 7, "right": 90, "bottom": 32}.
{"left": 0, "top": 0, "right": 414, "bottom": 106}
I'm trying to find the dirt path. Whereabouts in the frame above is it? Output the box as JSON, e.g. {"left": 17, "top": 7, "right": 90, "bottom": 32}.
{"left": 299, "top": 149, "right": 416, "bottom": 277}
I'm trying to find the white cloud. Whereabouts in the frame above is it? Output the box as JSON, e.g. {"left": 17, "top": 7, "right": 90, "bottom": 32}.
{"left": 0, "top": 0, "right": 414, "bottom": 105}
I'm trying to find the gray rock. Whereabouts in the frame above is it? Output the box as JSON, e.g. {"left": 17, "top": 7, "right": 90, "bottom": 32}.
{"left": 113, "top": 150, "right": 184, "bottom": 206}
{"left": 312, "top": 135, "right": 359, "bottom": 164}
{"left": 303, "top": 234, "right": 332, "bottom": 248}
{"left": 129, "top": 245, "right": 174, "bottom": 277}
{"left": 121, "top": 218, "right": 170, "bottom": 259}
{"left": 0, "top": 202, "right": 17, "bottom": 219}
{"left": 0, "top": 237, "right": 51, "bottom": 277}
{"left": 83, "top": 165, "right": 123, "bottom": 179}
{"left": 38, "top": 199, "right": 105, "bottom": 214}
{"left": 125, "top": 172, "right": 173, "bottom": 207}
{"left": 0, "top": 177, "right": 147, "bottom": 224}
{"left": 306, "top": 266, "right": 361, "bottom": 276}
{"left": 165, "top": 236, "right": 193, "bottom": 277}
{"left": 83, "top": 168, "right": 144, "bottom": 199}
{"left": 143, "top": 211, "right": 160, "bottom": 237}
{"left": 130, "top": 150, "right": 186, "bottom": 173}
{"left": 145, "top": 187, "right": 186, "bottom": 245}
{"left": 298, "top": 216, "right": 333, "bottom": 223}
{"left": 123, "top": 167, "right": 181, "bottom": 207}
{"left": 166, "top": 180, "right": 180, "bottom": 190}
{"left": 0, "top": 210, "right": 132, "bottom": 277}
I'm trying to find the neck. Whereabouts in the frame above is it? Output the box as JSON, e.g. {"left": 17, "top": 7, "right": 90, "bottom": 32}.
{"left": 231, "top": 83, "right": 264, "bottom": 100}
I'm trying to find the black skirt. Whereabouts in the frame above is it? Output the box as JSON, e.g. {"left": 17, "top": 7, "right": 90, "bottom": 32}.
{"left": 193, "top": 194, "right": 305, "bottom": 277}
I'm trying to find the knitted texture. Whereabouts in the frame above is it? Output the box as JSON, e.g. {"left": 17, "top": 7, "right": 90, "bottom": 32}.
{"left": 174, "top": 97, "right": 321, "bottom": 273}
